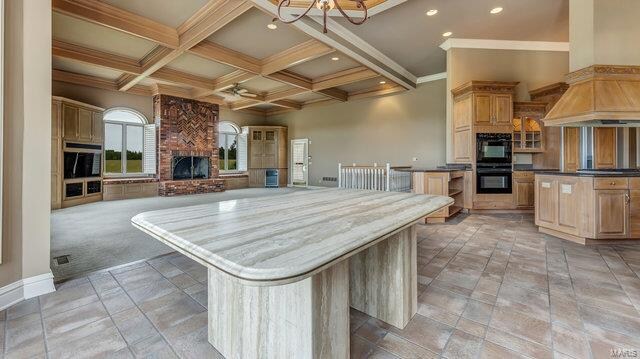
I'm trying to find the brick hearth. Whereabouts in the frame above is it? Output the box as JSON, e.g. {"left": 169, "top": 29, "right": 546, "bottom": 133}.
{"left": 154, "top": 94, "right": 224, "bottom": 196}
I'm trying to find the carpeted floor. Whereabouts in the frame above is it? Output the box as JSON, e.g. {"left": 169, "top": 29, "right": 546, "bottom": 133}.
{"left": 51, "top": 187, "right": 303, "bottom": 280}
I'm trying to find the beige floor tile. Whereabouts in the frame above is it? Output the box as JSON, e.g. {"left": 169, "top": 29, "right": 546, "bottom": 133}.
{"left": 5, "top": 312, "right": 45, "bottom": 359}
{"left": 552, "top": 323, "right": 591, "bottom": 359}
{"left": 419, "top": 285, "right": 469, "bottom": 316}
{"left": 390, "top": 314, "right": 454, "bottom": 354}
{"left": 43, "top": 300, "right": 109, "bottom": 339}
{"left": 111, "top": 307, "right": 158, "bottom": 345}
{"left": 479, "top": 341, "right": 530, "bottom": 359}
{"left": 496, "top": 284, "right": 550, "bottom": 321}
{"left": 442, "top": 329, "right": 484, "bottom": 359}
{"left": 39, "top": 282, "right": 99, "bottom": 318}
{"left": 100, "top": 287, "right": 135, "bottom": 315}
{"left": 490, "top": 305, "right": 552, "bottom": 347}
{"left": 376, "top": 332, "right": 438, "bottom": 359}
{"left": 485, "top": 327, "right": 552, "bottom": 359}
{"left": 456, "top": 317, "right": 486, "bottom": 338}
{"left": 6, "top": 298, "right": 39, "bottom": 320}
{"left": 461, "top": 299, "right": 493, "bottom": 325}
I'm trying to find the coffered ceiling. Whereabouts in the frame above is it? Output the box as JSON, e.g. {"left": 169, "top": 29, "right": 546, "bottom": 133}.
{"left": 51, "top": 0, "right": 569, "bottom": 116}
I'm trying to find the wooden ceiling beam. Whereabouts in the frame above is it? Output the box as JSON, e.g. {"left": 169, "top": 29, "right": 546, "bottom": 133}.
{"left": 53, "top": 69, "right": 152, "bottom": 96}
{"left": 230, "top": 98, "right": 265, "bottom": 110}
{"left": 317, "top": 88, "right": 348, "bottom": 101}
{"left": 52, "top": 39, "right": 142, "bottom": 74}
{"left": 118, "top": 0, "right": 253, "bottom": 91}
{"left": 189, "top": 40, "right": 261, "bottom": 74}
{"left": 264, "top": 87, "right": 308, "bottom": 102}
{"left": 260, "top": 39, "right": 334, "bottom": 75}
{"left": 348, "top": 83, "right": 405, "bottom": 101}
{"left": 312, "top": 66, "right": 378, "bottom": 91}
{"left": 149, "top": 68, "right": 216, "bottom": 91}
{"left": 271, "top": 99, "right": 303, "bottom": 110}
{"left": 52, "top": 0, "right": 179, "bottom": 48}
{"left": 266, "top": 70, "right": 313, "bottom": 90}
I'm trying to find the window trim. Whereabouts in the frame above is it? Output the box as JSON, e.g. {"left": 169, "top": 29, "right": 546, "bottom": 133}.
{"left": 103, "top": 108, "right": 149, "bottom": 177}
{"left": 218, "top": 121, "right": 241, "bottom": 174}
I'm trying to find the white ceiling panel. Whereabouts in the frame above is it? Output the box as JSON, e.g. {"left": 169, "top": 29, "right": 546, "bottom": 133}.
{"left": 53, "top": 57, "right": 123, "bottom": 80}
{"left": 53, "top": 12, "right": 156, "bottom": 60}
{"left": 100, "top": 0, "right": 210, "bottom": 28}
{"left": 288, "top": 53, "right": 360, "bottom": 80}
{"left": 166, "top": 53, "right": 236, "bottom": 79}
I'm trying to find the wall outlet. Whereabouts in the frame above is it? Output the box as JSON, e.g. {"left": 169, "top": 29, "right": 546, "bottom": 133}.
{"left": 412, "top": 157, "right": 418, "bottom": 162}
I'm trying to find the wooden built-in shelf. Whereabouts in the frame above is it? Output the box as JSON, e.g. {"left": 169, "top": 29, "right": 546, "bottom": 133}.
{"left": 412, "top": 170, "right": 472, "bottom": 223}
{"left": 449, "top": 189, "right": 463, "bottom": 196}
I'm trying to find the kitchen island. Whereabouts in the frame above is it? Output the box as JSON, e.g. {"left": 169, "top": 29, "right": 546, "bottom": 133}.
{"left": 535, "top": 171, "right": 640, "bottom": 244}
{"left": 132, "top": 188, "right": 452, "bottom": 359}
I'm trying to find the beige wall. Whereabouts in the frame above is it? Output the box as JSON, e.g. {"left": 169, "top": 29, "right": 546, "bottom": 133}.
{"left": 268, "top": 79, "right": 447, "bottom": 187}
{"left": 570, "top": 0, "right": 640, "bottom": 71}
{"left": 445, "top": 48, "right": 569, "bottom": 162}
{"left": 1, "top": 0, "right": 52, "bottom": 286}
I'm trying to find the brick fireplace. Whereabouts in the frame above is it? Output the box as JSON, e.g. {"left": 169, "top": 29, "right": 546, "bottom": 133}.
{"left": 154, "top": 94, "right": 224, "bottom": 196}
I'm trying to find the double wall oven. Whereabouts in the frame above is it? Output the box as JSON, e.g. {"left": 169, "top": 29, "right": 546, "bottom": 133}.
{"left": 476, "top": 133, "right": 512, "bottom": 194}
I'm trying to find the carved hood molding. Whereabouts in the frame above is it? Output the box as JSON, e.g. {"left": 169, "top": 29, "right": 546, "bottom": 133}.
{"left": 543, "top": 65, "right": 640, "bottom": 127}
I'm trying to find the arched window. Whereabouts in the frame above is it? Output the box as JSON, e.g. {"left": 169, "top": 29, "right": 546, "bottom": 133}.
{"left": 103, "top": 108, "right": 149, "bottom": 175}
{"left": 218, "top": 121, "right": 241, "bottom": 172}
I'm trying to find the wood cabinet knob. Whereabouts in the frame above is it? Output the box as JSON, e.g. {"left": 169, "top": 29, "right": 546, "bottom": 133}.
{"left": 610, "top": 181, "right": 616, "bottom": 185}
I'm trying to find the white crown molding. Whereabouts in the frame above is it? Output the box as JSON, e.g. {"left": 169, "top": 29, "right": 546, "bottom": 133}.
{"left": 417, "top": 72, "right": 447, "bottom": 84}
{"left": 0, "top": 271, "right": 55, "bottom": 310}
{"left": 439, "top": 38, "right": 570, "bottom": 52}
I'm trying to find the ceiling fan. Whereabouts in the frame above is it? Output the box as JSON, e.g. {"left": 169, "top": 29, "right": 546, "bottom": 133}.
{"left": 223, "top": 84, "right": 258, "bottom": 99}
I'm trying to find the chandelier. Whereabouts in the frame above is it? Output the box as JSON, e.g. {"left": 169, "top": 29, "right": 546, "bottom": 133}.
{"left": 277, "top": 0, "right": 368, "bottom": 33}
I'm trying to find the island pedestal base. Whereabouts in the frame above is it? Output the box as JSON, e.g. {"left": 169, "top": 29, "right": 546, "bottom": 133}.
{"left": 207, "top": 225, "right": 419, "bottom": 359}
{"left": 349, "top": 225, "right": 418, "bottom": 328}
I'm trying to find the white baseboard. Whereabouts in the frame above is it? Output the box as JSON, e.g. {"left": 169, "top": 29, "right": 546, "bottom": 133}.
{"left": 0, "top": 271, "right": 55, "bottom": 310}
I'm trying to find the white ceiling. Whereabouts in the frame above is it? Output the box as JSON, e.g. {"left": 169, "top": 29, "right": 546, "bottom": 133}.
{"left": 166, "top": 53, "right": 235, "bottom": 80}
{"left": 288, "top": 52, "right": 361, "bottom": 79}
{"left": 100, "top": 0, "right": 210, "bottom": 28}
{"left": 207, "top": 7, "right": 310, "bottom": 59}
{"left": 335, "top": 0, "right": 569, "bottom": 76}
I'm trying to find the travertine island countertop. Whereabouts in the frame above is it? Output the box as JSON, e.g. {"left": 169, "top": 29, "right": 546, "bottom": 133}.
{"left": 132, "top": 188, "right": 452, "bottom": 284}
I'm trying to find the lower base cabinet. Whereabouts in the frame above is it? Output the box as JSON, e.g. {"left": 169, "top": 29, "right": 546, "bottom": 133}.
{"left": 513, "top": 172, "right": 534, "bottom": 208}
{"left": 536, "top": 175, "right": 640, "bottom": 242}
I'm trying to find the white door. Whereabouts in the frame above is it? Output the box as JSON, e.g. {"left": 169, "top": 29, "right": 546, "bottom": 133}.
{"left": 291, "top": 139, "right": 308, "bottom": 187}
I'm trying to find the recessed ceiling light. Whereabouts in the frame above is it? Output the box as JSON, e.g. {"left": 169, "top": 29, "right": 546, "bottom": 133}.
{"left": 379, "top": 80, "right": 386, "bottom": 84}
{"left": 442, "top": 31, "right": 452, "bottom": 37}
{"left": 490, "top": 7, "right": 503, "bottom": 14}
{"left": 267, "top": 23, "right": 277, "bottom": 30}
{"left": 331, "top": 56, "right": 339, "bottom": 61}
{"left": 426, "top": 9, "right": 438, "bottom": 16}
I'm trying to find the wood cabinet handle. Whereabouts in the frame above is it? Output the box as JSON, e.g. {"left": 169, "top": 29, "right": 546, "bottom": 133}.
{"left": 610, "top": 181, "right": 616, "bottom": 185}
{"left": 626, "top": 193, "right": 631, "bottom": 205}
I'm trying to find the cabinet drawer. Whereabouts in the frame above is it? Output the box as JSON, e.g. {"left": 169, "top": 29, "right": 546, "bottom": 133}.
{"left": 594, "top": 178, "right": 629, "bottom": 190}
{"left": 513, "top": 171, "right": 534, "bottom": 180}
{"left": 630, "top": 177, "right": 640, "bottom": 189}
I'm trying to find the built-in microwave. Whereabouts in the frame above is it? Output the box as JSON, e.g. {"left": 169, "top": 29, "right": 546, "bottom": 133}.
{"left": 476, "top": 133, "right": 512, "bottom": 164}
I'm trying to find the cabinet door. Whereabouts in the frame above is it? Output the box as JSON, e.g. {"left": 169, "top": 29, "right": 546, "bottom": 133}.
{"left": 594, "top": 128, "right": 617, "bottom": 169}
{"left": 62, "top": 104, "right": 79, "bottom": 140}
{"left": 452, "top": 128, "right": 472, "bottom": 163}
{"left": 514, "top": 179, "right": 534, "bottom": 208}
{"left": 92, "top": 112, "right": 103, "bottom": 143}
{"left": 557, "top": 179, "right": 580, "bottom": 233}
{"left": 78, "top": 108, "right": 93, "bottom": 142}
{"left": 453, "top": 95, "right": 472, "bottom": 130}
{"left": 630, "top": 189, "right": 640, "bottom": 238}
{"left": 563, "top": 128, "right": 580, "bottom": 172}
{"left": 493, "top": 94, "right": 513, "bottom": 125}
{"left": 535, "top": 178, "right": 557, "bottom": 226}
{"left": 250, "top": 141, "right": 263, "bottom": 168}
{"left": 595, "top": 190, "right": 628, "bottom": 238}
{"left": 473, "top": 94, "right": 492, "bottom": 125}
{"left": 262, "top": 130, "right": 277, "bottom": 168}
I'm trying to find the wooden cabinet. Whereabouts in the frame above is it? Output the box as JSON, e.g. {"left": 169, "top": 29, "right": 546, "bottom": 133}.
{"left": 451, "top": 81, "right": 518, "bottom": 163}
{"left": 512, "top": 102, "right": 547, "bottom": 152}
{"left": 595, "top": 190, "right": 628, "bottom": 238}
{"left": 53, "top": 97, "right": 105, "bottom": 209}
{"left": 61, "top": 101, "right": 103, "bottom": 144}
{"left": 513, "top": 172, "right": 534, "bottom": 208}
{"left": 244, "top": 126, "right": 288, "bottom": 188}
{"left": 452, "top": 95, "right": 473, "bottom": 163}
{"left": 594, "top": 127, "right": 617, "bottom": 169}
{"left": 563, "top": 128, "right": 580, "bottom": 172}
{"left": 52, "top": 100, "right": 62, "bottom": 209}
{"left": 412, "top": 170, "right": 471, "bottom": 223}
{"left": 536, "top": 174, "right": 640, "bottom": 243}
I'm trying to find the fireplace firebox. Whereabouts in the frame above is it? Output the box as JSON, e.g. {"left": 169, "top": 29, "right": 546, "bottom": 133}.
{"left": 172, "top": 156, "right": 210, "bottom": 180}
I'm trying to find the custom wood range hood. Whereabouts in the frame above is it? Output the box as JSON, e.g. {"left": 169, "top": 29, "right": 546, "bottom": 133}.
{"left": 543, "top": 0, "right": 640, "bottom": 127}
{"left": 543, "top": 64, "right": 640, "bottom": 127}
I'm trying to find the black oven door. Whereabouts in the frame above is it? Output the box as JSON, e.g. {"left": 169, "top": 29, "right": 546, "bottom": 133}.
{"left": 477, "top": 170, "right": 512, "bottom": 194}
{"left": 476, "top": 134, "right": 512, "bottom": 164}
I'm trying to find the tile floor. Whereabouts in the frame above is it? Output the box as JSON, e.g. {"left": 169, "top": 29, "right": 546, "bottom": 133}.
{"left": 4, "top": 213, "right": 640, "bottom": 358}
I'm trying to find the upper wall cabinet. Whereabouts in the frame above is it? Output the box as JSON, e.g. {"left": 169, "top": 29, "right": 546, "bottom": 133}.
{"left": 451, "top": 81, "right": 518, "bottom": 163}
{"left": 61, "top": 101, "right": 104, "bottom": 144}
{"left": 512, "top": 102, "right": 547, "bottom": 153}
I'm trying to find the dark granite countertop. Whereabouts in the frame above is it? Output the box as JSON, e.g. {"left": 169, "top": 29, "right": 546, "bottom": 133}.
{"left": 395, "top": 165, "right": 471, "bottom": 173}
{"left": 513, "top": 168, "right": 560, "bottom": 172}
{"left": 536, "top": 170, "right": 640, "bottom": 177}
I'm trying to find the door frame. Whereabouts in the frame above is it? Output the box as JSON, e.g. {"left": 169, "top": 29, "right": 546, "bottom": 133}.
{"left": 290, "top": 138, "right": 309, "bottom": 187}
